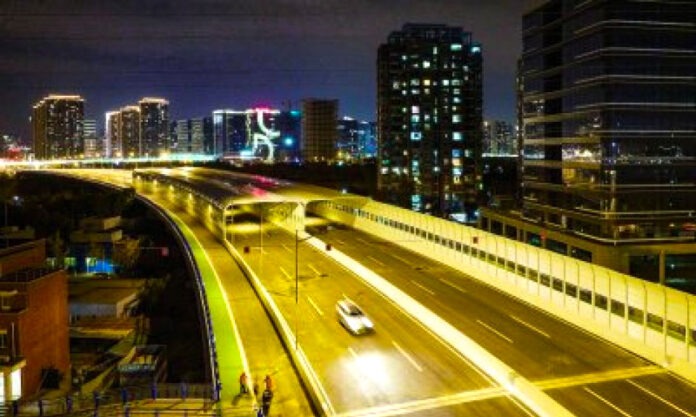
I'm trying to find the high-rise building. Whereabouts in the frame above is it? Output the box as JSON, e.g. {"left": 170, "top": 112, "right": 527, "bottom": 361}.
{"left": 337, "top": 117, "right": 375, "bottom": 161}
{"left": 118, "top": 106, "right": 141, "bottom": 158}
{"left": 483, "top": 120, "right": 515, "bottom": 156}
{"left": 520, "top": 1, "right": 696, "bottom": 240}
{"left": 105, "top": 111, "right": 119, "bottom": 158}
{"left": 337, "top": 117, "right": 361, "bottom": 161}
{"left": 275, "top": 110, "right": 302, "bottom": 162}
{"left": 213, "top": 110, "right": 248, "bottom": 156}
{"left": 138, "top": 97, "right": 169, "bottom": 157}
{"left": 176, "top": 118, "right": 207, "bottom": 154}
{"left": 214, "top": 108, "right": 299, "bottom": 162}
{"left": 480, "top": 0, "right": 696, "bottom": 285}
{"left": 31, "top": 95, "right": 84, "bottom": 160}
{"left": 301, "top": 99, "right": 338, "bottom": 162}
{"left": 83, "top": 119, "right": 98, "bottom": 158}
{"left": 377, "top": 23, "right": 483, "bottom": 217}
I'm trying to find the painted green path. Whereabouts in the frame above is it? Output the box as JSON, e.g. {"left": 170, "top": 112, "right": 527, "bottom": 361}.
{"left": 151, "top": 200, "right": 248, "bottom": 406}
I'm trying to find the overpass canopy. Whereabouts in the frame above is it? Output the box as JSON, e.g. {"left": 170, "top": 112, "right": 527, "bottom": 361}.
{"left": 134, "top": 167, "right": 364, "bottom": 210}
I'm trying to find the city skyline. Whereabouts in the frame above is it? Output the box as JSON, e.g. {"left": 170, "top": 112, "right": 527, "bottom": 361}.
{"left": 0, "top": 0, "right": 539, "bottom": 140}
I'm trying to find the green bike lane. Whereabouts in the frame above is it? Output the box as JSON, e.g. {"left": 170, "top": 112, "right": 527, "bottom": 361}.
{"left": 139, "top": 191, "right": 313, "bottom": 416}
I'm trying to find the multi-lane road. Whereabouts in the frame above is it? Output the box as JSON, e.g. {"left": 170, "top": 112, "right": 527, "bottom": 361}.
{"left": 52, "top": 168, "right": 696, "bottom": 417}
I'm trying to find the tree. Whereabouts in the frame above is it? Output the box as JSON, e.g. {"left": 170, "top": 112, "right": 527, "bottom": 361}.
{"left": 112, "top": 236, "right": 141, "bottom": 272}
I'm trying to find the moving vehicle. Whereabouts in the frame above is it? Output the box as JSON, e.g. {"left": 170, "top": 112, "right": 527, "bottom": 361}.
{"left": 336, "top": 299, "right": 374, "bottom": 335}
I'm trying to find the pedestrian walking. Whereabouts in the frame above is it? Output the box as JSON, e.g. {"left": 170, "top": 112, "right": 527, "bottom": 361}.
{"left": 253, "top": 378, "right": 260, "bottom": 397}
{"left": 239, "top": 372, "right": 248, "bottom": 394}
{"left": 263, "top": 374, "right": 273, "bottom": 392}
{"left": 261, "top": 389, "right": 273, "bottom": 416}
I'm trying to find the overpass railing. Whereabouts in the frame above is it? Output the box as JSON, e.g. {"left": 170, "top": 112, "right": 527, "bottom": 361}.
{"left": 136, "top": 196, "right": 221, "bottom": 401}
{"left": 315, "top": 198, "right": 696, "bottom": 381}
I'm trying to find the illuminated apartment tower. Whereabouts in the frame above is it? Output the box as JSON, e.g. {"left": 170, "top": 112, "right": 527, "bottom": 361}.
{"left": 31, "top": 95, "right": 84, "bottom": 160}
{"left": 520, "top": 0, "right": 696, "bottom": 242}
{"left": 301, "top": 99, "right": 338, "bottom": 162}
{"left": 105, "top": 111, "right": 119, "bottom": 158}
{"left": 138, "top": 98, "right": 169, "bottom": 157}
{"left": 377, "top": 24, "right": 482, "bottom": 217}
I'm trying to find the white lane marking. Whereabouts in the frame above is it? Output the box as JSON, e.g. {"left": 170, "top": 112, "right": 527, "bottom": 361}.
{"left": 281, "top": 244, "right": 293, "bottom": 253}
{"left": 279, "top": 266, "right": 292, "bottom": 280}
{"left": 392, "top": 341, "right": 423, "bottom": 372}
{"left": 308, "top": 263, "right": 321, "bottom": 276}
{"left": 583, "top": 387, "right": 634, "bottom": 417}
{"left": 411, "top": 280, "right": 435, "bottom": 295}
{"left": 336, "top": 239, "right": 346, "bottom": 245}
{"left": 476, "top": 320, "right": 513, "bottom": 344}
{"left": 356, "top": 237, "right": 371, "bottom": 245}
{"left": 627, "top": 380, "right": 696, "bottom": 417}
{"left": 390, "top": 253, "right": 413, "bottom": 266}
{"left": 367, "top": 255, "right": 385, "bottom": 266}
{"left": 307, "top": 296, "right": 324, "bottom": 316}
{"left": 440, "top": 278, "right": 467, "bottom": 293}
{"left": 348, "top": 347, "right": 358, "bottom": 359}
{"left": 510, "top": 315, "right": 551, "bottom": 339}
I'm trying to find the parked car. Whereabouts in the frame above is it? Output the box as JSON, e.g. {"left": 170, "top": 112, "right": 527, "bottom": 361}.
{"left": 336, "top": 299, "right": 374, "bottom": 335}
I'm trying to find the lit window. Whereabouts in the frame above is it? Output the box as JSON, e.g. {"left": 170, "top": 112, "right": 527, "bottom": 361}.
{"left": 410, "top": 78, "right": 420, "bottom": 86}
{"left": 423, "top": 61, "right": 431, "bottom": 68}
{"left": 392, "top": 81, "right": 400, "bottom": 90}
{"left": 452, "top": 114, "right": 461, "bottom": 123}
{"left": 471, "top": 45, "right": 481, "bottom": 53}
{"left": 442, "top": 79, "right": 450, "bottom": 86}
{"left": 411, "top": 132, "right": 422, "bottom": 141}
{"left": 452, "top": 79, "right": 462, "bottom": 86}
{"left": 411, "top": 115, "right": 420, "bottom": 123}
{"left": 411, "top": 89, "right": 420, "bottom": 95}
{"left": 411, "top": 106, "right": 420, "bottom": 114}
{"left": 453, "top": 132, "right": 463, "bottom": 141}
{"left": 453, "top": 168, "right": 462, "bottom": 175}
{"left": 433, "top": 47, "right": 438, "bottom": 55}
{"left": 423, "top": 79, "right": 431, "bottom": 86}
{"left": 453, "top": 97, "right": 461, "bottom": 104}
{"left": 452, "top": 149, "right": 461, "bottom": 157}
{"left": 451, "top": 44, "right": 462, "bottom": 51}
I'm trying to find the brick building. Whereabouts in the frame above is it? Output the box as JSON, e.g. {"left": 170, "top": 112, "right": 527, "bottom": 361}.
{"left": 0, "top": 240, "right": 70, "bottom": 401}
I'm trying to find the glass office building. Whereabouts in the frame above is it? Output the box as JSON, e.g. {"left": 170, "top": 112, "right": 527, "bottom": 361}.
{"left": 521, "top": 0, "right": 696, "bottom": 242}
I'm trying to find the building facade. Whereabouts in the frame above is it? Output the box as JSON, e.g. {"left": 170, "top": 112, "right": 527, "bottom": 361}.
{"left": 31, "top": 95, "right": 84, "bottom": 160}
{"left": 377, "top": 23, "right": 483, "bottom": 217}
{"left": 138, "top": 98, "right": 169, "bottom": 157}
{"left": 483, "top": 120, "right": 515, "bottom": 156}
{"left": 0, "top": 240, "right": 70, "bottom": 401}
{"left": 481, "top": 0, "right": 696, "bottom": 287}
{"left": 213, "top": 110, "right": 248, "bottom": 156}
{"left": 176, "top": 118, "right": 207, "bottom": 154}
{"left": 301, "top": 99, "right": 338, "bottom": 162}
{"left": 82, "top": 119, "right": 99, "bottom": 158}
{"left": 337, "top": 117, "right": 375, "bottom": 161}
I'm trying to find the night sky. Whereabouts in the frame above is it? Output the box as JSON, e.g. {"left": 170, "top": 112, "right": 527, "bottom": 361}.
{"left": 0, "top": 0, "right": 541, "bottom": 140}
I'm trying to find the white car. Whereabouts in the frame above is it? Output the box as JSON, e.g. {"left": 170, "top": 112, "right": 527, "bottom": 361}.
{"left": 336, "top": 299, "right": 374, "bottom": 335}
